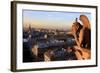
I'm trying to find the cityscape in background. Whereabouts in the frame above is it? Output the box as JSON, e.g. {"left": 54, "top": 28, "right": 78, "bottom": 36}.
{"left": 23, "top": 26, "right": 76, "bottom": 62}
{"left": 23, "top": 10, "right": 91, "bottom": 62}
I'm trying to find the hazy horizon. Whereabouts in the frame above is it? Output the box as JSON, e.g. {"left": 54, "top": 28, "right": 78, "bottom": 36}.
{"left": 23, "top": 10, "right": 91, "bottom": 31}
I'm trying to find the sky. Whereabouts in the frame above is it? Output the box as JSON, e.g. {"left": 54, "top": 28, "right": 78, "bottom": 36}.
{"left": 23, "top": 10, "right": 91, "bottom": 31}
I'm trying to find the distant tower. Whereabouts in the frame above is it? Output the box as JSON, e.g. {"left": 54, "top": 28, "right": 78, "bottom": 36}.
{"left": 29, "top": 24, "right": 32, "bottom": 32}
{"left": 75, "top": 18, "right": 78, "bottom": 22}
{"left": 28, "top": 24, "right": 32, "bottom": 38}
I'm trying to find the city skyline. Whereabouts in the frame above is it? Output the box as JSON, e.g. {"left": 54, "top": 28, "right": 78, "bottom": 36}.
{"left": 23, "top": 10, "right": 91, "bottom": 31}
